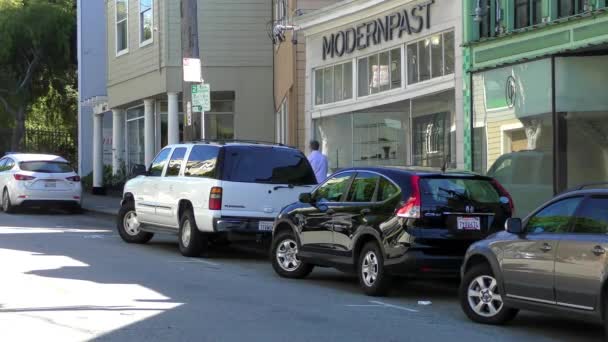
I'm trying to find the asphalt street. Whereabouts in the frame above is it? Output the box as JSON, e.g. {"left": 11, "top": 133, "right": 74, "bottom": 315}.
{"left": 0, "top": 210, "right": 604, "bottom": 342}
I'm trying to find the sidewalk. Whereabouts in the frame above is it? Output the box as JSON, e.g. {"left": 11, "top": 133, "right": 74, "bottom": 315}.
{"left": 82, "top": 193, "right": 122, "bottom": 216}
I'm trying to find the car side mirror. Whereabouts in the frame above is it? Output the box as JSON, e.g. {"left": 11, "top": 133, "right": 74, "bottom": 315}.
{"left": 131, "top": 164, "right": 147, "bottom": 177}
{"left": 505, "top": 218, "right": 523, "bottom": 234}
{"left": 299, "top": 192, "right": 313, "bottom": 204}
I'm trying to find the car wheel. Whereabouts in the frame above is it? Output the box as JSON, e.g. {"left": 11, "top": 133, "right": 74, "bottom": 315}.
{"left": 358, "top": 241, "right": 391, "bottom": 296}
{"left": 459, "top": 264, "right": 518, "bottom": 324}
{"left": 2, "top": 188, "right": 15, "bottom": 214}
{"left": 271, "top": 231, "right": 313, "bottom": 279}
{"left": 178, "top": 209, "right": 207, "bottom": 257}
{"left": 116, "top": 201, "right": 153, "bottom": 244}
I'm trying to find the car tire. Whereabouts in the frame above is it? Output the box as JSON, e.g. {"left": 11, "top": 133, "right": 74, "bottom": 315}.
{"left": 2, "top": 188, "right": 15, "bottom": 214}
{"left": 460, "top": 264, "right": 518, "bottom": 325}
{"left": 271, "top": 231, "right": 313, "bottom": 279}
{"left": 358, "top": 241, "right": 391, "bottom": 297}
{"left": 178, "top": 209, "right": 207, "bottom": 257}
{"left": 117, "top": 201, "right": 153, "bottom": 244}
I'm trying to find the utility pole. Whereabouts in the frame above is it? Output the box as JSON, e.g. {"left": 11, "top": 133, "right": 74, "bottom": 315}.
{"left": 181, "top": 0, "right": 200, "bottom": 141}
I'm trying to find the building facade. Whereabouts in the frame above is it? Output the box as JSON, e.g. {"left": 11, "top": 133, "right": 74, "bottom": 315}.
{"left": 91, "top": 0, "right": 274, "bottom": 191}
{"left": 273, "top": 0, "right": 341, "bottom": 150}
{"left": 77, "top": 0, "right": 109, "bottom": 177}
{"left": 296, "top": 0, "right": 465, "bottom": 172}
{"left": 463, "top": 0, "right": 608, "bottom": 215}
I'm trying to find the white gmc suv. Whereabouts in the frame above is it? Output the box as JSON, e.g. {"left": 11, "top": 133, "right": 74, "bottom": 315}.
{"left": 117, "top": 141, "right": 317, "bottom": 257}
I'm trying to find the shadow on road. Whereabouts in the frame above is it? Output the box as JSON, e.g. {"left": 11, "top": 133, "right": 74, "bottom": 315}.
{"left": 0, "top": 213, "right": 603, "bottom": 342}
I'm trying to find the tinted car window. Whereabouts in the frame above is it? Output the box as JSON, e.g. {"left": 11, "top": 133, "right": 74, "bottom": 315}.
{"left": 378, "top": 177, "right": 400, "bottom": 201}
{"left": 20, "top": 161, "right": 73, "bottom": 173}
{"left": 315, "top": 173, "right": 353, "bottom": 203}
{"left": 185, "top": 145, "right": 220, "bottom": 178}
{"left": 222, "top": 146, "right": 316, "bottom": 185}
{"left": 526, "top": 196, "right": 583, "bottom": 234}
{"left": 166, "top": 147, "right": 187, "bottom": 177}
{"left": 149, "top": 148, "right": 172, "bottom": 177}
{"left": 5, "top": 158, "right": 14, "bottom": 170}
{"left": 347, "top": 172, "right": 379, "bottom": 202}
{"left": 571, "top": 197, "right": 608, "bottom": 234}
{"left": 421, "top": 178, "right": 500, "bottom": 205}
{"left": 0, "top": 158, "right": 6, "bottom": 171}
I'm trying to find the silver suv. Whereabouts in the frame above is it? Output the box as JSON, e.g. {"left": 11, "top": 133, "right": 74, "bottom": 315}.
{"left": 459, "top": 184, "right": 608, "bottom": 334}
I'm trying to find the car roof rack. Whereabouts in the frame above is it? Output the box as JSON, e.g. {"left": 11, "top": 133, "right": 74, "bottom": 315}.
{"left": 189, "top": 139, "right": 288, "bottom": 147}
{"left": 575, "top": 182, "right": 608, "bottom": 190}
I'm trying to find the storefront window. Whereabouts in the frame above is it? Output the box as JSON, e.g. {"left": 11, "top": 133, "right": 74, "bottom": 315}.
{"left": 357, "top": 47, "right": 401, "bottom": 97}
{"left": 353, "top": 100, "right": 410, "bottom": 167}
{"left": 314, "top": 113, "right": 353, "bottom": 172}
{"left": 556, "top": 56, "right": 608, "bottom": 190}
{"left": 412, "top": 91, "right": 455, "bottom": 168}
{"left": 407, "top": 31, "right": 454, "bottom": 85}
{"left": 472, "top": 59, "right": 553, "bottom": 216}
{"left": 314, "top": 61, "right": 353, "bottom": 106}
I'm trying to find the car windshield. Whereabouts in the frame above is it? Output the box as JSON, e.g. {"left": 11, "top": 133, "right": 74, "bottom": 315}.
{"left": 20, "top": 161, "right": 74, "bottom": 173}
{"left": 421, "top": 177, "right": 500, "bottom": 205}
{"left": 222, "top": 146, "right": 317, "bottom": 185}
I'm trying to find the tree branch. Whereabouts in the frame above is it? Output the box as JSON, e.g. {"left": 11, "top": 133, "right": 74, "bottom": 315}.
{"left": 16, "top": 50, "right": 41, "bottom": 93}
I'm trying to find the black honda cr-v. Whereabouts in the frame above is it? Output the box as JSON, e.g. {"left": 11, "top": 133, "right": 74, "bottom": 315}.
{"left": 270, "top": 167, "right": 513, "bottom": 296}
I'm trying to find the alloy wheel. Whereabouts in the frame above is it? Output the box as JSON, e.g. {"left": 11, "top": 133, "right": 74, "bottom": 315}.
{"left": 181, "top": 220, "right": 192, "bottom": 248}
{"left": 123, "top": 210, "right": 141, "bottom": 236}
{"left": 467, "top": 275, "right": 504, "bottom": 318}
{"left": 361, "top": 251, "right": 379, "bottom": 287}
{"left": 276, "top": 239, "right": 301, "bottom": 272}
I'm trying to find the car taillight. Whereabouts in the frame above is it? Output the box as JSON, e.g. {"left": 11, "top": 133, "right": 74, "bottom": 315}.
{"left": 66, "top": 176, "right": 81, "bottom": 182}
{"left": 209, "top": 187, "right": 222, "bottom": 210}
{"left": 397, "top": 175, "right": 421, "bottom": 219}
{"left": 13, "top": 174, "right": 35, "bottom": 181}
{"left": 491, "top": 179, "right": 514, "bottom": 214}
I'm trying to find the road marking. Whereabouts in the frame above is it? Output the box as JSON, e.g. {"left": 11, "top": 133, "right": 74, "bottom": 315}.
{"left": 168, "top": 258, "right": 220, "bottom": 267}
{"left": 345, "top": 301, "right": 419, "bottom": 313}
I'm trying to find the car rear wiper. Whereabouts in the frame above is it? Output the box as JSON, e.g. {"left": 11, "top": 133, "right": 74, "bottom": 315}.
{"left": 438, "top": 187, "right": 474, "bottom": 203}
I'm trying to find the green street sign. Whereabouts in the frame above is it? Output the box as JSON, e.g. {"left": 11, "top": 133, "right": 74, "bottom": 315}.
{"left": 192, "top": 83, "right": 210, "bottom": 112}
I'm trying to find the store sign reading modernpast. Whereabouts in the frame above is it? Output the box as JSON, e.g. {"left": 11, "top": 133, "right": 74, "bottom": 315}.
{"left": 321, "top": 0, "right": 434, "bottom": 60}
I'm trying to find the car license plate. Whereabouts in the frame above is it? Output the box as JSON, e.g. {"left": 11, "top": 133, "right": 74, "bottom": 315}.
{"left": 258, "top": 221, "right": 274, "bottom": 232}
{"left": 44, "top": 181, "right": 56, "bottom": 188}
{"left": 457, "top": 217, "right": 481, "bottom": 231}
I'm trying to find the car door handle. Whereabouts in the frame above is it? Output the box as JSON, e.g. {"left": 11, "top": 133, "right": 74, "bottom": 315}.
{"left": 540, "top": 243, "right": 552, "bottom": 252}
{"left": 592, "top": 246, "right": 606, "bottom": 256}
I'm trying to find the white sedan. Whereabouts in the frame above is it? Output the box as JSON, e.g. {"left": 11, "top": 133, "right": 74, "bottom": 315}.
{"left": 0, "top": 153, "right": 82, "bottom": 213}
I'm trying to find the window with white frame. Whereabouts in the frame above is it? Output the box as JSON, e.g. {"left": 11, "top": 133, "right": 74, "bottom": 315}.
{"left": 116, "top": 0, "right": 128, "bottom": 54}
{"left": 314, "top": 61, "right": 353, "bottom": 106}
{"left": 276, "top": 99, "right": 288, "bottom": 144}
{"left": 357, "top": 47, "right": 401, "bottom": 97}
{"left": 140, "top": 0, "right": 153, "bottom": 45}
{"left": 407, "top": 31, "right": 454, "bottom": 85}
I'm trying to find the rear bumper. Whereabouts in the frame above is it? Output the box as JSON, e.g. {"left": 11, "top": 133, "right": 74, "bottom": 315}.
{"left": 384, "top": 249, "right": 464, "bottom": 278}
{"left": 18, "top": 200, "right": 81, "bottom": 208}
{"left": 213, "top": 217, "right": 275, "bottom": 234}
{"left": 11, "top": 183, "right": 81, "bottom": 206}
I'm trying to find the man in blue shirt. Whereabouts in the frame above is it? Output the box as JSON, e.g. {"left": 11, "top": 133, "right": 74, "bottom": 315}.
{"left": 307, "top": 140, "right": 328, "bottom": 183}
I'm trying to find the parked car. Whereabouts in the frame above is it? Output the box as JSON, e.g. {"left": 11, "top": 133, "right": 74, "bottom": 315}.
{"left": 0, "top": 153, "right": 82, "bottom": 213}
{"left": 459, "top": 184, "right": 608, "bottom": 334}
{"left": 270, "top": 167, "right": 513, "bottom": 296}
{"left": 486, "top": 150, "right": 552, "bottom": 216}
{"left": 117, "top": 141, "right": 317, "bottom": 256}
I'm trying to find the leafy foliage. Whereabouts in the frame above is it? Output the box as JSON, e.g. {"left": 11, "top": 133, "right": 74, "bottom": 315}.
{"left": 0, "top": 0, "right": 76, "bottom": 149}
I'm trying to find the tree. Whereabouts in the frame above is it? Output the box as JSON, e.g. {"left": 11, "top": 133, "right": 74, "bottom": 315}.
{"left": 0, "top": 0, "right": 75, "bottom": 149}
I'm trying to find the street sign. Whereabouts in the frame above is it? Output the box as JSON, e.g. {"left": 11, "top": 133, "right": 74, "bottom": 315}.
{"left": 192, "top": 83, "right": 210, "bottom": 112}
{"left": 183, "top": 58, "right": 202, "bottom": 82}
